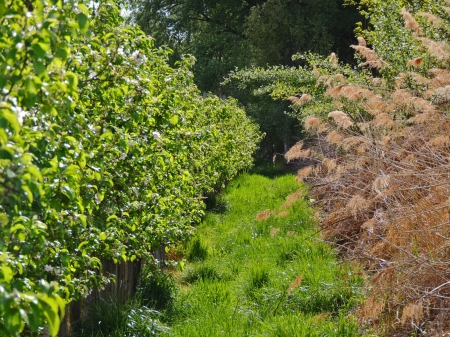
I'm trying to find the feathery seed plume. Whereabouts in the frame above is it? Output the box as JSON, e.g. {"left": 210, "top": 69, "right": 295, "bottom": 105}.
{"left": 357, "top": 36, "right": 367, "bottom": 47}
{"left": 373, "top": 113, "right": 395, "bottom": 129}
{"left": 326, "top": 130, "right": 344, "bottom": 144}
{"left": 330, "top": 53, "right": 338, "bottom": 67}
{"left": 417, "top": 12, "right": 442, "bottom": 28}
{"left": 304, "top": 116, "right": 322, "bottom": 130}
{"left": 401, "top": 8, "right": 422, "bottom": 35}
{"left": 350, "top": 45, "right": 382, "bottom": 69}
{"left": 417, "top": 38, "right": 450, "bottom": 61}
{"left": 328, "top": 110, "right": 353, "bottom": 128}
{"left": 296, "top": 166, "right": 313, "bottom": 182}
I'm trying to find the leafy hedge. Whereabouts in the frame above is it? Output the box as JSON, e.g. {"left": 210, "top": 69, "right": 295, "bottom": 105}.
{"left": 0, "top": 0, "right": 261, "bottom": 335}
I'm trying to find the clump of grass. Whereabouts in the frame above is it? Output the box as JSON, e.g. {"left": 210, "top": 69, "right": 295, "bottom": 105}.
{"left": 138, "top": 265, "right": 177, "bottom": 311}
{"left": 246, "top": 265, "right": 271, "bottom": 293}
{"left": 186, "top": 235, "right": 209, "bottom": 262}
{"left": 182, "top": 264, "right": 224, "bottom": 284}
{"left": 69, "top": 296, "right": 169, "bottom": 337}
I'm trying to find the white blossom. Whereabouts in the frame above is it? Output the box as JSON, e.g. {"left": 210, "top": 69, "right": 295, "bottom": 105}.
{"left": 152, "top": 131, "right": 161, "bottom": 139}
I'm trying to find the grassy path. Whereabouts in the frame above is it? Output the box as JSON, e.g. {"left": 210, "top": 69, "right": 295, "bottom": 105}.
{"left": 164, "top": 172, "right": 363, "bottom": 336}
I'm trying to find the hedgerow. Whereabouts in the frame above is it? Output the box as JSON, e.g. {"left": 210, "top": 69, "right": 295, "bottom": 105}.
{"left": 0, "top": 0, "right": 261, "bottom": 335}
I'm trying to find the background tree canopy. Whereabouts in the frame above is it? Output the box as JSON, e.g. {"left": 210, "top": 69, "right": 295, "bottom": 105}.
{"left": 128, "top": 0, "right": 362, "bottom": 156}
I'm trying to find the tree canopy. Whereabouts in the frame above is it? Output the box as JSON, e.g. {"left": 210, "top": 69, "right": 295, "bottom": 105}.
{"left": 129, "top": 0, "right": 362, "bottom": 93}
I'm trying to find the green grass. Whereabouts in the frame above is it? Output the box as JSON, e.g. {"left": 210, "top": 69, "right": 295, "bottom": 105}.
{"left": 165, "top": 173, "right": 364, "bottom": 336}
{"left": 72, "top": 172, "right": 365, "bottom": 336}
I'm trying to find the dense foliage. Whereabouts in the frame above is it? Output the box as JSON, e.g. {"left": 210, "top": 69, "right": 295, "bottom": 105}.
{"left": 0, "top": 0, "right": 260, "bottom": 335}
{"left": 129, "top": 0, "right": 362, "bottom": 156}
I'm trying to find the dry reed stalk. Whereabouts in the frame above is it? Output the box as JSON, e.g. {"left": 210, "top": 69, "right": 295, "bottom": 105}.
{"left": 291, "top": 8, "right": 450, "bottom": 334}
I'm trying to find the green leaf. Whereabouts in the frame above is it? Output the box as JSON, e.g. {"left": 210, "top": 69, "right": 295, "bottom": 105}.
{"left": 106, "top": 215, "right": 118, "bottom": 222}
{"left": 170, "top": 115, "right": 179, "bottom": 125}
{"left": 28, "top": 301, "right": 43, "bottom": 332}
{"left": 1, "top": 109, "right": 21, "bottom": 134}
{"left": 41, "top": 299, "right": 60, "bottom": 337}
{"left": 99, "top": 232, "right": 107, "bottom": 240}
{"left": 0, "top": 0, "right": 5, "bottom": 17}
{"left": 33, "top": 60, "right": 46, "bottom": 76}
{"left": 77, "top": 214, "right": 87, "bottom": 228}
{"left": 76, "top": 13, "right": 89, "bottom": 33}
{"left": 25, "top": 165, "right": 43, "bottom": 182}
{"left": 0, "top": 147, "right": 14, "bottom": 160}
{"left": 79, "top": 152, "right": 86, "bottom": 168}
{"left": 9, "top": 224, "right": 25, "bottom": 233}
{"left": 1, "top": 265, "right": 13, "bottom": 283}
{"left": 78, "top": 3, "right": 89, "bottom": 14}
{"left": 4, "top": 308, "right": 23, "bottom": 334}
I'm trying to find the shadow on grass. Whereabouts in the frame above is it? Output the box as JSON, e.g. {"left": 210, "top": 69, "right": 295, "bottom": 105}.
{"left": 249, "top": 159, "right": 294, "bottom": 179}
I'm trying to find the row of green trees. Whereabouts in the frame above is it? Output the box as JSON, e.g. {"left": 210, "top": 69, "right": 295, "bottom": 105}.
{"left": 128, "top": 0, "right": 362, "bottom": 156}
{"left": 0, "top": 0, "right": 261, "bottom": 335}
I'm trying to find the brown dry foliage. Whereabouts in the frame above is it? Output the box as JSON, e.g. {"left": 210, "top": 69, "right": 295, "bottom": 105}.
{"left": 287, "top": 5, "right": 450, "bottom": 335}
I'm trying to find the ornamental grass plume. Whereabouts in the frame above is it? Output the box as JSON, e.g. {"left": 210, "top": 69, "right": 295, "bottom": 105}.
{"left": 407, "top": 57, "right": 423, "bottom": 68}
{"left": 285, "top": 141, "right": 312, "bottom": 163}
{"left": 350, "top": 45, "right": 383, "bottom": 69}
{"left": 328, "top": 110, "right": 353, "bottom": 128}
{"left": 304, "top": 116, "right": 322, "bottom": 130}
{"left": 417, "top": 12, "right": 443, "bottom": 28}
{"left": 402, "top": 7, "right": 422, "bottom": 35}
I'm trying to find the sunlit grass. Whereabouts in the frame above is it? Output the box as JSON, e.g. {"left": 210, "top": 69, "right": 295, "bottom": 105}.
{"left": 167, "top": 173, "right": 364, "bottom": 336}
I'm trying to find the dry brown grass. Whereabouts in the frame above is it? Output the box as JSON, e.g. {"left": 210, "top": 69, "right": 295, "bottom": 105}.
{"left": 286, "top": 5, "right": 450, "bottom": 335}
